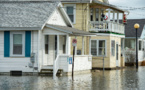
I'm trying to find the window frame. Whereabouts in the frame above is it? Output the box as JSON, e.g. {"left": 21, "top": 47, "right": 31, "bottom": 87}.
{"left": 91, "top": 39, "right": 107, "bottom": 57}
{"left": 64, "top": 4, "right": 76, "bottom": 24}
{"left": 10, "top": 31, "right": 25, "bottom": 57}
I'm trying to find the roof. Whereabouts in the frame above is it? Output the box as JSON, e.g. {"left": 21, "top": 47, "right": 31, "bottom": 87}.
{"left": 0, "top": 1, "right": 59, "bottom": 30}
{"left": 45, "top": 0, "right": 109, "bottom": 3}
{"left": 92, "top": 0, "right": 125, "bottom": 12}
{"left": 46, "top": 24, "right": 95, "bottom": 36}
{"left": 43, "top": 0, "right": 91, "bottom": 3}
{"left": 46, "top": 0, "right": 124, "bottom": 12}
{"left": 124, "top": 19, "right": 145, "bottom": 37}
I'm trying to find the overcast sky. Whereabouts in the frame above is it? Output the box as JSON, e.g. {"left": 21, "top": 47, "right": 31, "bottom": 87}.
{"left": 109, "top": 0, "right": 145, "bottom": 19}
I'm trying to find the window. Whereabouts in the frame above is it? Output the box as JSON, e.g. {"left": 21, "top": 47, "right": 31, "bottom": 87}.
{"left": 10, "top": 32, "right": 25, "bottom": 56}
{"left": 90, "top": 8, "right": 99, "bottom": 21}
{"left": 125, "top": 39, "right": 135, "bottom": 50}
{"left": 45, "top": 35, "right": 49, "bottom": 54}
{"left": 64, "top": 4, "right": 76, "bottom": 23}
{"left": 111, "top": 40, "right": 115, "bottom": 56}
{"left": 98, "top": 40, "right": 105, "bottom": 56}
{"left": 139, "top": 41, "right": 142, "bottom": 50}
{"left": 91, "top": 40, "right": 106, "bottom": 56}
{"left": 91, "top": 40, "right": 97, "bottom": 55}
{"left": 13, "top": 34, "right": 22, "bottom": 54}
{"left": 90, "top": 8, "right": 93, "bottom": 21}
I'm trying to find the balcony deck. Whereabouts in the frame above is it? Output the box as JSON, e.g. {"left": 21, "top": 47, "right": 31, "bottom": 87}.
{"left": 89, "top": 21, "right": 125, "bottom": 34}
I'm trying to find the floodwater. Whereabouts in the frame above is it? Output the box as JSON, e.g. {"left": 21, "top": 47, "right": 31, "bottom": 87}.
{"left": 0, "top": 67, "right": 145, "bottom": 90}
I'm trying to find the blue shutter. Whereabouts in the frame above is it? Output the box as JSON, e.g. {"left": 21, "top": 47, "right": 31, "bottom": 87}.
{"left": 25, "top": 31, "right": 31, "bottom": 57}
{"left": 4, "top": 31, "right": 10, "bottom": 57}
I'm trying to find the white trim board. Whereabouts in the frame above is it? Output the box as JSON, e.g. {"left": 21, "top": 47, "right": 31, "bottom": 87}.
{"left": 92, "top": 33, "right": 125, "bottom": 38}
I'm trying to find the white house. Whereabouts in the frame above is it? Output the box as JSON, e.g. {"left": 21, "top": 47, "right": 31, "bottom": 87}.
{"left": 124, "top": 19, "right": 145, "bottom": 65}
{"left": 0, "top": 1, "right": 94, "bottom": 76}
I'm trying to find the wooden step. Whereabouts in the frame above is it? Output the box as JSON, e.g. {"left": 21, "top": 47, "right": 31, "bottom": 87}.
{"left": 39, "top": 69, "right": 63, "bottom": 76}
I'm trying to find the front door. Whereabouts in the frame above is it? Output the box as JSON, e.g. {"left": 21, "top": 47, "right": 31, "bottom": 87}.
{"left": 116, "top": 44, "right": 119, "bottom": 67}
{"left": 43, "top": 35, "right": 55, "bottom": 66}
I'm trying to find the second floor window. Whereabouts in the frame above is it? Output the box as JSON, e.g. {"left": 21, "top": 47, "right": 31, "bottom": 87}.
{"left": 66, "top": 6, "right": 74, "bottom": 22}
{"left": 64, "top": 4, "right": 76, "bottom": 24}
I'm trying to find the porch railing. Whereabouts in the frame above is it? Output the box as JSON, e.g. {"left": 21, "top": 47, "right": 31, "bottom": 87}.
{"left": 53, "top": 55, "right": 60, "bottom": 77}
{"left": 89, "top": 21, "right": 125, "bottom": 34}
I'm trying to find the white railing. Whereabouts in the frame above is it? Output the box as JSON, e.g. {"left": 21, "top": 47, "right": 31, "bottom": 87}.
{"left": 53, "top": 55, "right": 60, "bottom": 77}
{"left": 89, "top": 21, "right": 125, "bottom": 34}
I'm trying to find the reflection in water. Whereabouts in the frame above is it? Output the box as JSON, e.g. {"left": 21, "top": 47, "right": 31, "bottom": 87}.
{"left": 0, "top": 67, "right": 145, "bottom": 90}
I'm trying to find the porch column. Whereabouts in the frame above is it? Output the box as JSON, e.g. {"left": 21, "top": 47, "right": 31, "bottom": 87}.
{"left": 93, "top": 8, "right": 96, "bottom": 21}
{"left": 89, "top": 36, "right": 91, "bottom": 55}
{"left": 108, "top": 9, "right": 111, "bottom": 31}
{"left": 122, "top": 13, "right": 124, "bottom": 24}
{"left": 75, "top": 36, "right": 77, "bottom": 55}
{"left": 66, "top": 34, "right": 70, "bottom": 55}
{"left": 57, "top": 35, "right": 59, "bottom": 56}
{"left": 113, "top": 11, "right": 115, "bottom": 22}
{"left": 98, "top": 8, "right": 101, "bottom": 22}
{"left": 82, "top": 36, "right": 84, "bottom": 55}
{"left": 117, "top": 12, "right": 119, "bottom": 23}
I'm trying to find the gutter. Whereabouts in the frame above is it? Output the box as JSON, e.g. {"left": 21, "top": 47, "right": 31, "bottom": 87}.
{"left": 0, "top": 27, "right": 41, "bottom": 31}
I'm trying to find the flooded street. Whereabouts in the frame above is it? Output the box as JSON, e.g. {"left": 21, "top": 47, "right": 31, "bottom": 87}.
{"left": 0, "top": 67, "right": 145, "bottom": 90}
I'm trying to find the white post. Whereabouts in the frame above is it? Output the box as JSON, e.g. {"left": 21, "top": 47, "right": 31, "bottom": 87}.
{"left": 93, "top": 8, "right": 96, "bottom": 21}
{"left": 113, "top": 11, "right": 115, "bottom": 22}
{"left": 66, "top": 34, "right": 70, "bottom": 55}
{"left": 75, "top": 36, "right": 77, "bottom": 55}
{"left": 37, "top": 30, "right": 40, "bottom": 72}
{"left": 108, "top": 9, "right": 111, "bottom": 32}
{"left": 108, "top": 9, "right": 111, "bottom": 21}
{"left": 117, "top": 12, "right": 119, "bottom": 32}
{"left": 98, "top": 8, "right": 101, "bottom": 22}
{"left": 117, "top": 12, "right": 119, "bottom": 23}
{"left": 82, "top": 36, "right": 84, "bottom": 55}
{"left": 57, "top": 35, "right": 59, "bottom": 56}
{"left": 89, "top": 36, "right": 91, "bottom": 55}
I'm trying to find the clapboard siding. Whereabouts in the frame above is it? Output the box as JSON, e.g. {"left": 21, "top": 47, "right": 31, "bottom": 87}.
{"left": 138, "top": 51, "right": 144, "bottom": 61}
{"left": 59, "top": 56, "right": 68, "bottom": 72}
{"left": 47, "top": 9, "right": 67, "bottom": 26}
{"left": 0, "top": 31, "right": 39, "bottom": 72}
{"left": 59, "top": 55, "right": 92, "bottom": 72}
{"left": 0, "top": 32, "right": 4, "bottom": 57}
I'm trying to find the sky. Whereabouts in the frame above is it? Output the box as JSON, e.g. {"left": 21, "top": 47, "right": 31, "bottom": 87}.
{"left": 109, "top": 0, "right": 145, "bottom": 19}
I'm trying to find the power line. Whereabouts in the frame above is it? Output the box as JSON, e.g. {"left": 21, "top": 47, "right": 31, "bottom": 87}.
{"left": 115, "top": 5, "right": 145, "bottom": 10}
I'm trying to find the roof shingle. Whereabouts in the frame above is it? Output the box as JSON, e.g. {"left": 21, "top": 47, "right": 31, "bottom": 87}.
{"left": 124, "top": 19, "right": 145, "bottom": 37}
{"left": 0, "top": 1, "right": 59, "bottom": 29}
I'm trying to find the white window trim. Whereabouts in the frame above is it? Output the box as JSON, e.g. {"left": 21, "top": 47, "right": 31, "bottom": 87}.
{"left": 90, "top": 39, "right": 107, "bottom": 57}
{"left": 10, "top": 31, "right": 25, "bottom": 57}
{"left": 64, "top": 4, "right": 76, "bottom": 24}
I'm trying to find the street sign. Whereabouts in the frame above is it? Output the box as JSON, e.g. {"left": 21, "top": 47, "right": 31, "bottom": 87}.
{"left": 69, "top": 57, "right": 72, "bottom": 64}
{"left": 72, "top": 39, "right": 77, "bottom": 46}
